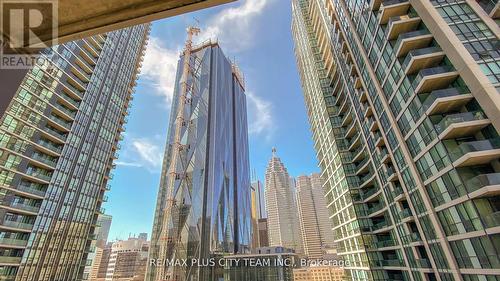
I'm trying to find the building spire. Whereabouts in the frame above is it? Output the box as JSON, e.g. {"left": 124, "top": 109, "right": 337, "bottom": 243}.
{"left": 272, "top": 147, "right": 277, "bottom": 157}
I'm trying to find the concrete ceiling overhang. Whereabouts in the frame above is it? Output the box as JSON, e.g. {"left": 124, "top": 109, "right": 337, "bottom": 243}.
{"left": 2, "top": 0, "right": 234, "bottom": 47}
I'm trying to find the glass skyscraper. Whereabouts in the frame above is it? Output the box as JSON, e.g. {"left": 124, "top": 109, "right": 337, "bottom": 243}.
{"left": 146, "top": 40, "right": 252, "bottom": 281}
{"left": 292, "top": 0, "right": 499, "bottom": 281}
{"left": 0, "top": 24, "right": 150, "bottom": 281}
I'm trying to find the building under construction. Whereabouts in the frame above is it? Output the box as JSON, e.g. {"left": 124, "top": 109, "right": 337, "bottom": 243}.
{"left": 146, "top": 28, "right": 252, "bottom": 281}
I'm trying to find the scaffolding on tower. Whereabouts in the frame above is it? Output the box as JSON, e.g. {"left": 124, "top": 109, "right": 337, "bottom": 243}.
{"left": 156, "top": 26, "right": 202, "bottom": 281}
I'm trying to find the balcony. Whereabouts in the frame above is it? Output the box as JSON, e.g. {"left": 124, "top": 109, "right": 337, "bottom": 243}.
{"left": 31, "top": 153, "right": 57, "bottom": 169}
{"left": 345, "top": 121, "right": 357, "bottom": 138}
{"left": 363, "top": 104, "right": 373, "bottom": 118}
{"left": 71, "top": 67, "right": 90, "bottom": 84}
{"left": 362, "top": 187, "right": 381, "bottom": 202}
{"left": 17, "top": 183, "right": 46, "bottom": 198}
{"left": 37, "top": 139, "right": 63, "bottom": 155}
{"left": 47, "top": 115, "right": 72, "bottom": 132}
{"left": 434, "top": 111, "right": 490, "bottom": 140}
{"left": 415, "top": 259, "right": 431, "bottom": 268}
{"left": 352, "top": 145, "right": 365, "bottom": 163}
{"left": 79, "top": 48, "right": 97, "bottom": 66}
{"left": 464, "top": 173, "right": 500, "bottom": 198}
{"left": 1, "top": 220, "right": 33, "bottom": 231}
{"left": 387, "top": 15, "right": 421, "bottom": 40}
{"left": 359, "top": 90, "right": 368, "bottom": 102}
{"left": 75, "top": 57, "right": 93, "bottom": 74}
{"left": 394, "top": 30, "right": 433, "bottom": 58}
{"left": 368, "top": 116, "right": 379, "bottom": 132}
{"left": 422, "top": 88, "right": 473, "bottom": 115}
{"left": 402, "top": 46, "right": 445, "bottom": 75}
{"left": 448, "top": 138, "right": 500, "bottom": 167}
{"left": 385, "top": 166, "right": 397, "bottom": 181}
{"left": 379, "top": 0, "right": 410, "bottom": 25}
{"left": 339, "top": 98, "right": 350, "bottom": 114}
{"left": 483, "top": 211, "right": 500, "bottom": 228}
{"left": 398, "top": 208, "right": 413, "bottom": 220}
{"left": 8, "top": 202, "right": 41, "bottom": 214}
{"left": 356, "top": 158, "right": 371, "bottom": 175}
{"left": 478, "top": 0, "right": 500, "bottom": 18}
{"left": 371, "top": 259, "right": 404, "bottom": 267}
{"left": 26, "top": 169, "right": 52, "bottom": 183}
{"left": 360, "top": 172, "right": 376, "bottom": 188}
{"left": 401, "top": 232, "right": 422, "bottom": 244}
{"left": 52, "top": 102, "right": 77, "bottom": 120}
{"left": 348, "top": 133, "right": 361, "bottom": 151}
{"left": 83, "top": 40, "right": 99, "bottom": 58}
{"left": 0, "top": 237, "right": 28, "bottom": 248}
{"left": 412, "top": 66, "right": 459, "bottom": 94}
{"left": 379, "top": 148, "right": 391, "bottom": 164}
{"left": 373, "top": 131, "right": 384, "bottom": 147}
{"left": 341, "top": 111, "right": 353, "bottom": 127}
{"left": 41, "top": 126, "right": 67, "bottom": 143}
{"left": 0, "top": 256, "right": 22, "bottom": 265}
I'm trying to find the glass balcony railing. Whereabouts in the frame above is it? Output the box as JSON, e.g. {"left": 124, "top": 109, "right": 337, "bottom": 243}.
{"left": 372, "top": 259, "right": 404, "bottom": 267}
{"left": 402, "top": 46, "right": 442, "bottom": 71}
{"left": 415, "top": 259, "right": 431, "bottom": 268}
{"left": 48, "top": 115, "right": 72, "bottom": 130}
{"left": 37, "top": 140, "right": 63, "bottom": 154}
{"left": 0, "top": 237, "right": 28, "bottom": 247}
{"left": 412, "top": 66, "right": 455, "bottom": 90}
{"left": 26, "top": 169, "right": 52, "bottom": 182}
{"left": 17, "top": 183, "right": 46, "bottom": 197}
{"left": 9, "top": 202, "right": 41, "bottom": 213}
{"left": 356, "top": 157, "right": 370, "bottom": 172}
{"left": 0, "top": 256, "right": 22, "bottom": 264}
{"left": 435, "top": 111, "right": 487, "bottom": 134}
{"left": 53, "top": 103, "right": 76, "bottom": 119}
{"left": 374, "top": 239, "right": 396, "bottom": 248}
{"left": 421, "top": 87, "right": 470, "bottom": 113}
{"left": 2, "top": 220, "right": 34, "bottom": 230}
{"left": 32, "top": 153, "right": 57, "bottom": 167}
{"left": 464, "top": 173, "right": 500, "bottom": 194}
{"left": 448, "top": 138, "right": 500, "bottom": 163}
{"left": 483, "top": 211, "right": 500, "bottom": 228}
{"left": 42, "top": 126, "right": 67, "bottom": 141}
{"left": 394, "top": 30, "right": 431, "bottom": 54}
{"left": 401, "top": 232, "right": 421, "bottom": 244}
{"left": 398, "top": 208, "right": 413, "bottom": 220}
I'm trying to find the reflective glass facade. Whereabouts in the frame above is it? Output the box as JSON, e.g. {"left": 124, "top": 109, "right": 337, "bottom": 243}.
{"left": 292, "top": 0, "right": 500, "bottom": 280}
{"left": 147, "top": 43, "right": 252, "bottom": 281}
{"left": 0, "top": 25, "right": 150, "bottom": 281}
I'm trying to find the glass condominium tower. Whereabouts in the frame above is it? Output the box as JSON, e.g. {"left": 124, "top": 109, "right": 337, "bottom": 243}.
{"left": 147, "top": 40, "right": 252, "bottom": 281}
{"left": 292, "top": 0, "right": 500, "bottom": 281}
{"left": 0, "top": 25, "right": 150, "bottom": 280}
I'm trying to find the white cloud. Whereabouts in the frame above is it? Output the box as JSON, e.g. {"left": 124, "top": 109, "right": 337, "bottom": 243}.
{"left": 131, "top": 138, "right": 163, "bottom": 168}
{"left": 140, "top": 37, "right": 181, "bottom": 104}
{"left": 247, "top": 92, "right": 274, "bottom": 139}
{"left": 201, "top": 0, "right": 271, "bottom": 51}
{"left": 115, "top": 137, "right": 164, "bottom": 172}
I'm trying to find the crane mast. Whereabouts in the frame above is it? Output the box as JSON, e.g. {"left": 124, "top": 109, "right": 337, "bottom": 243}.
{"left": 157, "top": 26, "right": 200, "bottom": 281}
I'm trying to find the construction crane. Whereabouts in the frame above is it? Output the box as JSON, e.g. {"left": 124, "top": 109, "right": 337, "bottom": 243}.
{"left": 157, "top": 26, "right": 200, "bottom": 281}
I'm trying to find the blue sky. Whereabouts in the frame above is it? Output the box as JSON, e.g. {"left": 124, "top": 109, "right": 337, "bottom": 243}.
{"left": 105, "top": 0, "right": 319, "bottom": 241}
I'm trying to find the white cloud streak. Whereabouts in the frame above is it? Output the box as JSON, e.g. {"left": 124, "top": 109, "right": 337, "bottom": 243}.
{"left": 201, "top": 0, "right": 270, "bottom": 51}
{"left": 140, "top": 37, "right": 181, "bottom": 105}
{"left": 246, "top": 92, "right": 274, "bottom": 139}
{"left": 115, "top": 137, "right": 164, "bottom": 172}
